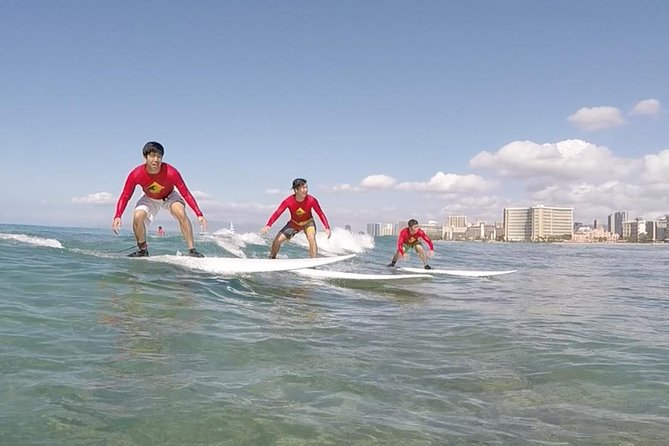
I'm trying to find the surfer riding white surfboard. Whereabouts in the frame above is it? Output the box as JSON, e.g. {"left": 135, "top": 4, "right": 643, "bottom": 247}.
{"left": 260, "top": 178, "right": 331, "bottom": 259}
{"left": 111, "top": 141, "right": 208, "bottom": 258}
{"left": 387, "top": 219, "right": 434, "bottom": 270}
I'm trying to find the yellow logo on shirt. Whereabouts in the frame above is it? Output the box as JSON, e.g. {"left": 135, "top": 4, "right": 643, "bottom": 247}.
{"left": 296, "top": 207, "right": 306, "bottom": 216}
{"left": 148, "top": 182, "right": 165, "bottom": 194}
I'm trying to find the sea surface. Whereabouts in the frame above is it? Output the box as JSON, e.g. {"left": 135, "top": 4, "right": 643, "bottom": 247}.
{"left": 1, "top": 223, "right": 668, "bottom": 445}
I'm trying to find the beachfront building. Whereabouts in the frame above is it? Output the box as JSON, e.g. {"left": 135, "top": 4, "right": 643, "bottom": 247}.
{"left": 503, "top": 207, "right": 532, "bottom": 241}
{"left": 380, "top": 223, "right": 395, "bottom": 236}
{"left": 572, "top": 225, "right": 620, "bottom": 243}
{"left": 445, "top": 215, "right": 468, "bottom": 240}
{"left": 657, "top": 217, "right": 668, "bottom": 241}
{"left": 607, "top": 211, "right": 628, "bottom": 237}
{"left": 532, "top": 206, "right": 573, "bottom": 241}
{"left": 421, "top": 220, "right": 443, "bottom": 240}
{"left": 614, "top": 216, "right": 669, "bottom": 242}
{"left": 646, "top": 221, "right": 658, "bottom": 241}
{"left": 366, "top": 222, "right": 381, "bottom": 237}
{"left": 503, "top": 205, "right": 574, "bottom": 242}
{"left": 463, "top": 221, "right": 498, "bottom": 241}
{"left": 625, "top": 219, "right": 647, "bottom": 243}
{"left": 366, "top": 222, "right": 398, "bottom": 236}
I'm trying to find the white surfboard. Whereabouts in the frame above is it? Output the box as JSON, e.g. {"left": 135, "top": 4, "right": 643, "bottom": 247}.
{"left": 148, "top": 253, "right": 356, "bottom": 274}
{"left": 399, "top": 267, "right": 516, "bottom": 277}
{"left": 293, "top": 268, "right": 433, "bottom": 281}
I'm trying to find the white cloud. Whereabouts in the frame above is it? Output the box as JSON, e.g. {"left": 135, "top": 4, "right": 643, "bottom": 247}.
{"left": 641, "top": 149, "right": 669, "bottom": 183}
{"left": 469, "top": 139, "right": 669, "bottom": 222}
{"left": 71, "top": 192, "right": 114, "bottom": 205}
{"left": 329, "top": 184, "right": 358, "bottom": 192}
{"left": 470, "top": 139, "right": 640, "bottom": 181}
{"left": 264, "top": 188, "right": 282, "bottom": 194}
{"left": 326, "top": 175, "right": 397, "bottom": 192}
{"left": 567, "top": 106, "right": 625, "bottom": 131}
{"left": 630, "top": 98, "right": 661, "bottom": 116}
{"left": 396, "top": 172, "right": 495, "bottom": 193}
{"left": 192, "top": 190, "right": 214, "bottom": 200}
{"left": 525, "top": 180, "right": 669, "bottom": 222}
{"left": 360, "top": 174, "right": 397, "bottom": 189}
{"left": 329, "top": 172, "right": 493, "bottom": 194}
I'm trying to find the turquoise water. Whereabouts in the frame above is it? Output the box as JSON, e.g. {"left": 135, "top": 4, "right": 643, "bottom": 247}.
{"left": 1, "top": 223, "right": 668, "bottom": 445}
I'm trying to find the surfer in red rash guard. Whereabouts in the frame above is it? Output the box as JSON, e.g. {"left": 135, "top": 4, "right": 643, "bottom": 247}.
{"left": 112, "top": 141, "right": 208, "bottom": 257}
{"left": 260, "top": 178, "right": 332, "bottom": 258}
{"left": 387, "top": 219, "right": 434, "bottom": 269}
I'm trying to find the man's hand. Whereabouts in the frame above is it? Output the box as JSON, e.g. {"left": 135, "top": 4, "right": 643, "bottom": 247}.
{"left": 260, "top": 225, "right": 271, "bottom": 234}
{"left": 325, "top": 228, "right": 331, "bottom": 239}
{"left": 112, "top": 218, "right": 121, "bottom": 234}
{"left": 198, "top": 216, "right": 208, "bottom": 232}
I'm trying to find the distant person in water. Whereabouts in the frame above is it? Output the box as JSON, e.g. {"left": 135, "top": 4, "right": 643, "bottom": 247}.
{"left": 387, "top": 219, "right": 434, "bottom": 269}
{"left": 157, "top": 226, "right": 165, "bottom": 237}
{"left": 260, "top": 178, "right": 331, "bottom": 258}
{"left": 112, "top": 141, "right": 207, "bottom": 257}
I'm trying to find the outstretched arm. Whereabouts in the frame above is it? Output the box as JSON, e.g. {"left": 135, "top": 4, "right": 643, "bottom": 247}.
{"left": 311, "top": 197, "right": 331, "bottom": 238}
{"left": 112, "top": 171, "right": 138, "bottom": 232}
{"left": 420, "top": 230, "right": 435, "bottom": 251}
{"left": 264, "top": 198, "right": 290, "bottom": 227}
{"left": 396, "top": 230, "right": 406, "bottom": 256}
{"left": 172, "top": 169, "right": 204, "bottom": 217}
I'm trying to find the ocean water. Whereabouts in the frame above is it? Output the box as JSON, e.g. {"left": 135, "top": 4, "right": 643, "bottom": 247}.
{"left": 1, "top": 223, "right": 668, "bottom": 445}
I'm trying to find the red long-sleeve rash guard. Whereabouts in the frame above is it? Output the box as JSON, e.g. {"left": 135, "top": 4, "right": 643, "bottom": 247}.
{"left": 397, "top": 227, "right": 434, "bottom": 255}
{"left": 265, "top": 195, "right": 330, "bottom": 229}
{"left": 114, "top": 163, "right": 203, "bottom": 219}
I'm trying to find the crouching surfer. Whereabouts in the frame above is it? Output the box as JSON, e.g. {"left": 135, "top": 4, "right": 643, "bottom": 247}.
{"left": 112, "top": 141, "right": 207, "bottom": 257}
{"left": 260, "top": 178, "right": 331, "bottom": 258}
{"left": 387, "top": 219, "right": 434, "bottom": 269}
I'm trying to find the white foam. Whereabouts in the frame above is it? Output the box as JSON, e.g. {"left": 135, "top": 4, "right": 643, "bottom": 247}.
{"left": 291, "top": 227, "right": 374, "bottom": 255}
{"left": 206, "top": 229, "right": 270, "bottom": 258}
{"left": 0, "top": 233, "right": 64, "bottom": 249}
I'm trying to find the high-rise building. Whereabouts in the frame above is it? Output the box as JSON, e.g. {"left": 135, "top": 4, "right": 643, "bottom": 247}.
{"left": 421, "top": 220, "right": 443, "bottom": 240}
{"left": 626, "top": 218, "right": 646, "bottom": 242}
{"left": 366, "top": 223, "right": 396, "bottom": 236}
{"left": 381, "top": 223, "right": 395, "bottom": 236}
{"left": 447, "top": 216, "right": 467, "bottom": 228}
{"left": 366, "top": 222, "right": 381, "bottom": 237}
{"left": 445, "top": 215, "right": 468, "bottom": 240}
{"left": 504, "top": 206, "right": 573, "bottom": 241}
{"left": 608, "top": 211, "right": 628, "bottom": 237}
{"left": 532, "top": 206, "right": 573, "bottom": 240}
{"left": 503, "top": 207, "right": 532, "bottom": 241}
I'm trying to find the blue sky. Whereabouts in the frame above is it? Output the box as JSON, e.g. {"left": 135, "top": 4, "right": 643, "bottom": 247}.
{"left": 2, "top": 0, "right": 667, "bottom": 232}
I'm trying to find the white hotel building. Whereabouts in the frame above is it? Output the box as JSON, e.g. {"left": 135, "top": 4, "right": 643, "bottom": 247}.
{"left": 504, "top": 206, "right": 574, "bottom": 242}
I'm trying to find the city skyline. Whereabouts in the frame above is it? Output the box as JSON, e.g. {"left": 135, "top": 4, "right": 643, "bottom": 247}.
{"left": 363, "top": 206, "right": 668, "bottom": 240}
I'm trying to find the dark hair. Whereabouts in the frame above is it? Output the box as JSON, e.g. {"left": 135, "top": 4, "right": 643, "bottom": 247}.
{"left": 292, "top": 178, "right": 307, "bottom": 189}
{"left": 142, "top": 141, "right": 165, "bottom": 157}
{"left": 408, "top": 219, "right": 419, "bottom": 227}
